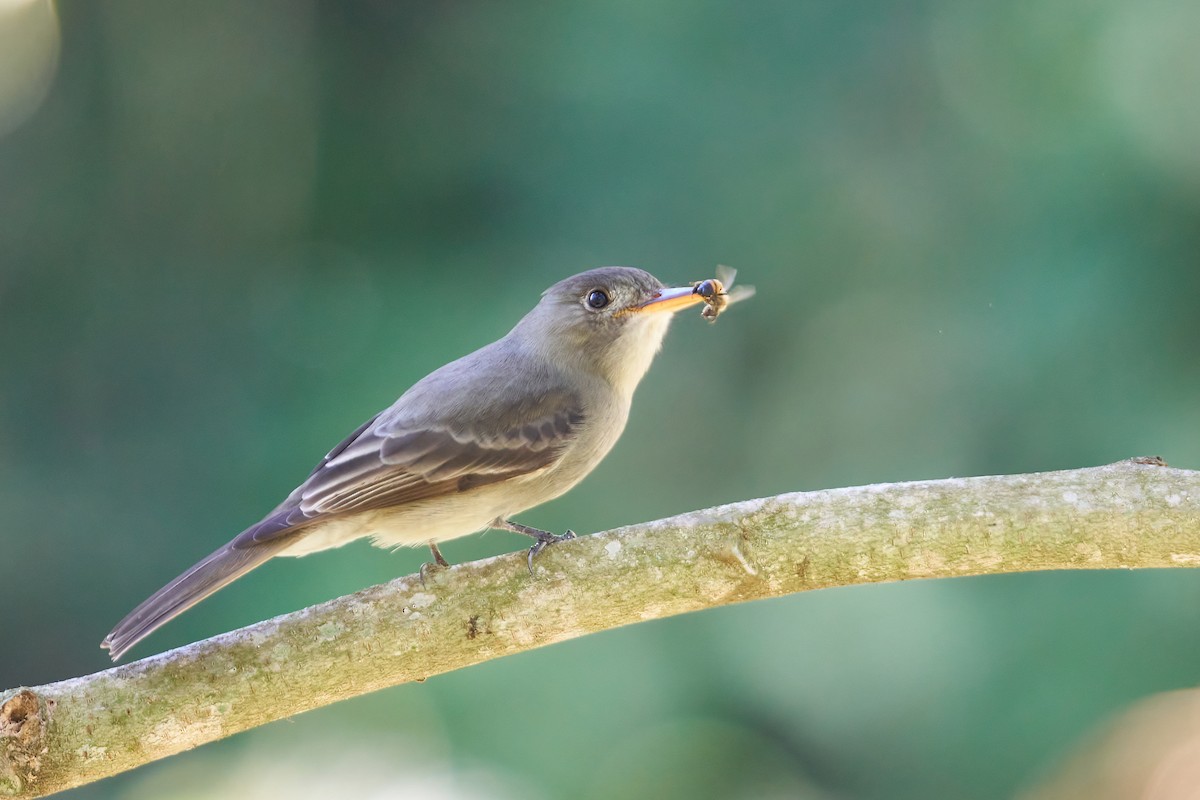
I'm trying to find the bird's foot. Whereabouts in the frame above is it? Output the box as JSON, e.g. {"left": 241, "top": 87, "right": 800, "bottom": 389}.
{"left": 525, "top": 530, "right": 577, "bottom": 575}
{"left": 495, "top": 519, "right": 577, "bottom": 575}
{"left": 419, "top": 542, "right": 451, "bottom": 587}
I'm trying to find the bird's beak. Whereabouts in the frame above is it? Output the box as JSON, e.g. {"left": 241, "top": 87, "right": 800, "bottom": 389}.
{"left": 630, "top": 286, "right": 706, "bottom": 315}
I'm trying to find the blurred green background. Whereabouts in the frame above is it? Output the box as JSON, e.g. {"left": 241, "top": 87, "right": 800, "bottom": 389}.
{"left": 3, "top": 1, "right": 1200, "bottom": 798}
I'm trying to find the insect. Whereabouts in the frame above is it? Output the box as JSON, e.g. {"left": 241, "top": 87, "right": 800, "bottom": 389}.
{"left": 692, "top": 265, "right": 756, "bottom": 321}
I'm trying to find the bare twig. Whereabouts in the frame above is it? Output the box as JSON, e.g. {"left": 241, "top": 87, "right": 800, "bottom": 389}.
{"left": 3, "top": 459, "right": 1196, "bottom": 798}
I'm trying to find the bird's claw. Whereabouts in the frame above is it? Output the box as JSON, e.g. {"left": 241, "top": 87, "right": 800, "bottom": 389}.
{"left": 526, "top": 529, "right": 577, "bottom": 576}
{"left": 419, "top": 560, "right": 442, "bottom": 588}
{"left": 420, "top": 542, "right": 451, "bottom": 587}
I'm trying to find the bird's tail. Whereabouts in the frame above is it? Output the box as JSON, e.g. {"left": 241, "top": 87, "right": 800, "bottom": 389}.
{"left": 101, "top": 539, "right": 289, "bottom": 662}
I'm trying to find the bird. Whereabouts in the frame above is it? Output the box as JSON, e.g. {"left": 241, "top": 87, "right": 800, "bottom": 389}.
{"left": 102, "top": 266, "right": 721, "bottom": 661}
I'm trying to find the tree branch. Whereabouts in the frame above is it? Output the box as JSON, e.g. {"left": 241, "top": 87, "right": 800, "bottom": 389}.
{"left": 3, "top": 459, "right": 1197, "bottom": 797}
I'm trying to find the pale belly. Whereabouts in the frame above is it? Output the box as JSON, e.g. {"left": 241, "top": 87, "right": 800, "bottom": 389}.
{"left": 277, "top": 471, "right": 567, "bottom": 557}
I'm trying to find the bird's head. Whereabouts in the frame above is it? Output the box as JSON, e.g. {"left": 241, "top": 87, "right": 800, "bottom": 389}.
{"left": 513, "top": 266, "right": 707, "bottom": 396}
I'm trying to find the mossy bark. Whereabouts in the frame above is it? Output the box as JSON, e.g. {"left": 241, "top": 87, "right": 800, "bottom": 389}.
{"left": 3, "top": 459, "right": 1197, "bottom": 798}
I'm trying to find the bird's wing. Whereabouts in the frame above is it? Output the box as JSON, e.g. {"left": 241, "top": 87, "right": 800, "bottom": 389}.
{"left": 233, "top": 391, "right": 585, "bottom": 548}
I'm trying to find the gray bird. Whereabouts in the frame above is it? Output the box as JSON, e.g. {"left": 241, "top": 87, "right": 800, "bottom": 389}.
{"left": 102, "top": 266, "right": 718, "bottom": 661}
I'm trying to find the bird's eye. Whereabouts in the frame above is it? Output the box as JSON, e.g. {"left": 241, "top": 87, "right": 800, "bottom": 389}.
{"left": 586, "top": 289, "right": 610, "bottom": 309}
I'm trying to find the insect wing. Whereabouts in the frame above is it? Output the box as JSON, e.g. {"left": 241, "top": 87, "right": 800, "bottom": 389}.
{"left": 714, "top": 264, "right": 738, "bottom": 289}
{"left": 713, "top": 265, "right": 754, "bottom": 306}
{"left": 722, "top": 283, "right": 756, "bottom": 307}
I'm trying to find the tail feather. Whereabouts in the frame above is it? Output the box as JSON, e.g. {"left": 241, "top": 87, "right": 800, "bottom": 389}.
{"left": 102, "top": 540, "right": 289, "bottom": 662}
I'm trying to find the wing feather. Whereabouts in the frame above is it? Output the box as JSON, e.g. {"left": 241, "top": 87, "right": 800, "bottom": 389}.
{"left": 233, "top": 397, "right": 584, "bottom": 548}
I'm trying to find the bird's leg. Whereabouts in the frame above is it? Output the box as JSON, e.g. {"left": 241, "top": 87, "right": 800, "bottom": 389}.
{"left": 493, "top": 518, "right": 577, "bottom": 575}
{"left": 419, "top": 542, "right": 451, "bottom": 587}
